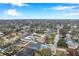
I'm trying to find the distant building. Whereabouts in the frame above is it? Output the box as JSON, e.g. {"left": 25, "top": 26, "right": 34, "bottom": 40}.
{"left": 36, "top": 34, "right": 48, "bottom": 44}
{"left": 45, "top": 29, "right": 51, "bottom": 38}
{"left": 25, "top": 35, "right": 33, "bottom": 40}
{"left": 0, "top": 32, "right": 4, "bottom": 36}
{"left": 18, "top": 30, "right": 28, "bottom": 39}
{"left": 10, "top": 32, "right": 17, "bottom": 37}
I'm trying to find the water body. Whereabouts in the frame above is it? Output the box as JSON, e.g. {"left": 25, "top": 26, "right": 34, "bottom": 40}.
{"left": 15, "top": 42, "right": 42, "bottom": 56}
{"left": 28, "top": 42, "right": 41, "bottom": 50}
{"left": 15, "top": 48, "right": 35, "bottom": 56}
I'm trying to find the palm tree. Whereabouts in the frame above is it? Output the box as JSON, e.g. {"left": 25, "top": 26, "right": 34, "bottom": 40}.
{"left": 0, "top": 37, "right": 5, "bottom": 47}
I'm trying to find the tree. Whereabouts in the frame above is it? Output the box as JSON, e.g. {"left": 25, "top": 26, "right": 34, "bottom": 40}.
{"left": 33, "top": 49, "right": 51, "bottom": 56}
{"left": 57, "top": 37, "right": 68, "bottom": 48}
{"left": 0, "top": 37, "right": 5, "bottom": 47}
{"left": 46, "top": 32, "right": 56, "bottom": 44}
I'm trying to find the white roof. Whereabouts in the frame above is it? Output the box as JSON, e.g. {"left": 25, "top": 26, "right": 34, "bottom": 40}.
{"left": 0, "top": 32, "right": 3, "bottom": 35}
{"left": 25, "top": 36, "right": 33, "bottom": 40}
{"left": 41, "top": 35, "right": 46, "bottom": 37}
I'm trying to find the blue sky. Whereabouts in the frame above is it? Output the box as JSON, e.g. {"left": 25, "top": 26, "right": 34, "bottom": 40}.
{"left": 0, "top": 3, "right": 79, "bottom": 19}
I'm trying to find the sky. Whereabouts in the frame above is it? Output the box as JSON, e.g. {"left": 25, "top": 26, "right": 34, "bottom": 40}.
{"left": 0, "top": 3, "right": 79, "bottom": 19}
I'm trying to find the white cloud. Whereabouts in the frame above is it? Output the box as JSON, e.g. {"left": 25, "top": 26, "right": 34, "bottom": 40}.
{"left": 51, "top": 6, "right": 75, "bottom": 10}
{"left": 4, "top": 9, "right": 22, "bottom": 16}
{"left": 63, "top": 12, "right": 79, "bottom": 15}
{"left": 44, "top": 6, "right": 78, "bottom": 11}
{"left": 11, "top": 3, "right": 29, "bottom": 7}
{"left": 51, "top": 6, "right": 77, "bottom": 10}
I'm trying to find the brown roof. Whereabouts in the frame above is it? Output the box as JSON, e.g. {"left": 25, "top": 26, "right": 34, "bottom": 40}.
{"left": 67, "top": 48, "right": 79, "bottom": 56}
